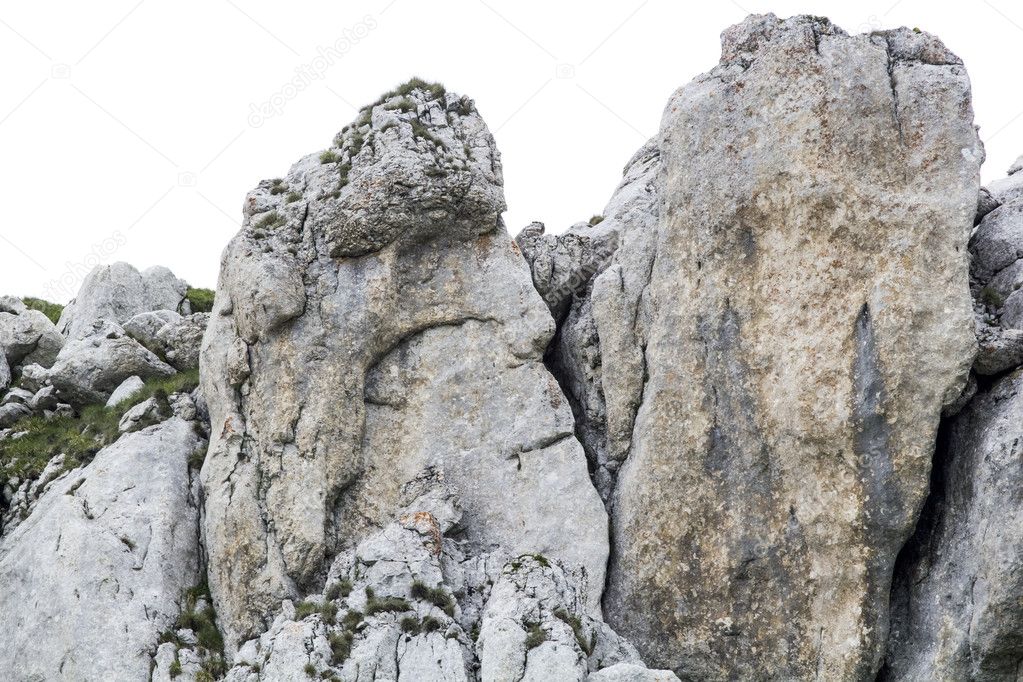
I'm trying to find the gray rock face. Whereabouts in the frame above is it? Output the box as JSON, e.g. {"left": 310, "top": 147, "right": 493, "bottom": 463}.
{"left": 883, "top": 370, "right": 1023, "bottom": 681}
{"left": 46, "top": 319, "right": 176, "bottom": 404}
{"left": 602, "top": 15, "right": 981, "bottom": 679}
{"left": 57, "top": 262, "right": 189, "bottom": 339}
{"left": 200, "top": 82, "right": 608, "bottom": 649}
{"left": 0, "top": 418, "right": 204, "bottom": 681}
{"left": 106, "top": 374, "right": 146, "bottom": 407}
{"left": 520, "top": 14, "right": 982, "bottom": 679}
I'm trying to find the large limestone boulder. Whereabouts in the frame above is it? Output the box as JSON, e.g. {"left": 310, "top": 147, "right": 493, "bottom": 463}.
{"left": 201, "top": 81, "right": 608, "bottom": 649}
{"left": 883, "top": 369, "right": 1023, "bottom": 681}
{"left": 0, "top": 418, "right": 204, "bottom": 681}
{"left": 57, "top": 262, "right": 189, "bottom": 338}
{"left": 46, "top": 319, "right": 176, "bottom": 404}
{"left": 519, "top": 14, "right": 982, "bottom": 680}
{"left": 600, "top": 15, "right": 982, "bottom": 679}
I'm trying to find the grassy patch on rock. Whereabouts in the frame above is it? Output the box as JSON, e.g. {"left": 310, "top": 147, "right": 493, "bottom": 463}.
{"left": 21, "top": 297, "right": 64, "bottom": 324}
{"left": 0, "top": 369, "right": 200, "bottom": 490}
{"left": 185, "top": 288, "right": 215, "bottom": 314}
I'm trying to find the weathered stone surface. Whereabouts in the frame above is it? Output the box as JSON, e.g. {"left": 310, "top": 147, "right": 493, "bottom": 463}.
{"left": 126, "top": 310, "right": 208, "bottom": 370}
{"left": 0, "top": 353, "right": 8, "bottom": 392}
{"left": 0, "top": 308, "right": 63, "bottom": 369}
{"left": 46, "top": 319, "right": 175, "bottom": 404}
{"left": 0, "top": 418, "right": 204, "bottom": 681}
{"left": 563, "top": 14, "right": 982, "bottom": 680}
{"left": 143, "top": 265, "right": 189, "bottom": 313}
{"left": 125, "top": 309, "right": 183, "bottom": 349}
{"left": 201, "top": 82, "right": 607, "bottom": 649}
{"left": 57, "top": 262, "right": 190, "bottom": 339}
{"left": 106, "top": 374, "right": 146, "bottom": 407}
{"left": 883, "top": 369, "right": 1023, "bottom": 681}
{"left": 158, "top": 313, "right": 208, "bottom": 370}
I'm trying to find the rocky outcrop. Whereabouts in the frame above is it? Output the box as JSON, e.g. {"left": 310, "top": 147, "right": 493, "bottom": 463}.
{"left": 969, "top": 178, "right": 1023, "bottom": 375}
{"left": 200, "top": 81, "right": 608, "bottom": 650}
{"left": 209, "top": 486, "right": 674, "bottom": 681}
{"left": 523, "top": 14, "right": 983, "bottom": 679}
{"left": 0, "top": 417, "right": 205, "bottom": 681}
{"left": 57, "top": 262, "right": 189, "bottom": 339}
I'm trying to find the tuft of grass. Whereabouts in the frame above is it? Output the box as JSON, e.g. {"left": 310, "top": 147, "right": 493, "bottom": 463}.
{"left": 269, "top": 179, "right": 287, "bottom": 195}
{"left": 524, "top": 623, "right": 546, "bottom": 650}
{"left": 410, "top": 580, "right": 455, "bottom": 617}
{"left": 341, "top": 609, "right": 363, "bottom": 630}
{"left": 326, "top": 579, "right": 352, "bottom": 601}
{"left": 329, "top": 631, "right": 354, "bottom": 665}
{"left": 409, "top": 120, "right": 443, "bottom": 148}
{"left": 171, "top": 580, "right": 227, "bottom": 677}
{"left": 981, "top": 285, "right": 1005, "bottom": 308}
{"left": 588, "top": 215, "right": 604, "bottom": 226}
{"left": 285, "top": 191, "right": 303, "bottom": 204}
{"left": 320, "top": 150, "right": 340, "bottom": 164}
{"left": 186, "top": 287, "right": 215, "bottom": 314}
{"left": 254, "top": 211, "right": 287, "bottom": 231}
{"left": 554, "top": 608, "right": 595, "bottom": 655}
{"left": 169, "top": 659, "right": 182, "bottom": 678}
{"left": 22, "top": 297, "right": 64, "bottom": 324}
{"left": 294, "top": 601, "right": 318, "bottom": 620}
{"left": 304, "top": 662, "right": 317, "bottom": 677}
{"left": 384, "top": 97, "right": 416, "bottom": 113}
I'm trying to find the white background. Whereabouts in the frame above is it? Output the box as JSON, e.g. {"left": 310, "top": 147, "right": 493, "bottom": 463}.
{"left": 0, "top": 0, "right": 1019, "bottom": 301}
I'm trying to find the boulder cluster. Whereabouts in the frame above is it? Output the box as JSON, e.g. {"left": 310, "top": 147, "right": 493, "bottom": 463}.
{"left": 1, "top": 13, "right": 1023, "bottom": 682}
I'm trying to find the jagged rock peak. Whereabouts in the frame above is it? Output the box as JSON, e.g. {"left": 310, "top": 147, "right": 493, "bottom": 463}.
{"left": 240, "top": 77, "right": 504, "bottom": 262}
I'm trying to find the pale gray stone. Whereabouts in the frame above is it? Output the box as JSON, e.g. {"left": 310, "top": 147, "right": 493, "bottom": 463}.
{"left": 105, "top": 375, "right": 145, "bottom": 407}
{"left": 0, "top": 418, "right": 204, "bottom": 682}
{"left": 118, "top": 395, "right": 167, "bottom": 433}
{"left": 58, "top": 262, "right": 191, "bottom": 339}
{"left": 0, "top": 353, "right": 8, "bottom": 392}
{"left": 28, "top": 385, "right": 57, "bottom": 412}
{"left": 1, "top": 387, "right": 33, "bottom": 406}
{"left": 142, "top": 265, "right": 189, "bottom": 313}
{"left": 0, "top": 296, "right": 26, "bottom": 314}
{"left": 0, "top": 309, "right": 63, "bottom": 369}
{"left": 588, "top": 663, "right": 681, "bottom": 682}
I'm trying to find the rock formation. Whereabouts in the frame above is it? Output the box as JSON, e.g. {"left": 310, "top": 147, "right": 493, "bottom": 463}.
{"left": 4, "top": 12, "right": 1023, "bottom": 682}
{"left": 523, "top": 14, "right": 983, "bottom": 680}
{"left": 200, "top": 82, "right": 608, "bottom": 652}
